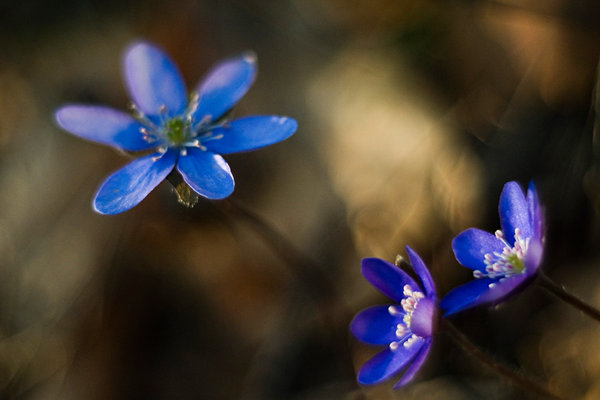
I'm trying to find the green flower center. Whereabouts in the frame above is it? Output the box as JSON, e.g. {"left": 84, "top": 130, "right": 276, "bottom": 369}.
{"left": 505, "top": 252, "right": 525, "bottom": 273}
{"left": 165, "top": 118, "right": 189, "bottom": 145}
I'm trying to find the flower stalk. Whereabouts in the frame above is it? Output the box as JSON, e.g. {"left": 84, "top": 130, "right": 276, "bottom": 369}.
{"left": 537, "top": 271, "right": 600, "bottom": 323}
{"left": 441, "top": 318, "right": 564, "bottom": 400}
{"left": 215, "top": 197, "right": 357, "bottom": 383}
{"left": 218, "top": 197, "right": 340, "bottom": 306}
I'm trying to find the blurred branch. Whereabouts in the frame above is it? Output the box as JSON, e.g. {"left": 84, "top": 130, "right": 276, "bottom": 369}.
{"left": 537, "top": 271, "right": 600, "bottom": 323}
{"left": 442, "top": 318, "right": 564, "bottom": 400}
{"left": 218, "top": 197, "right": 344, "bottom": 310}
{"left": 216, "top": 197, "right": 357, "bottom": 384}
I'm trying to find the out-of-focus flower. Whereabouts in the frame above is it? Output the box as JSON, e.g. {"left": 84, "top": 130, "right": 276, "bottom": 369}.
{"left": 55, "top": 41, "right": 297, "bottom": 214}
{"left": 350, "top": 246, "right": 437, "bottom": 388}
{"left": 441, "top": 181, "right": 544, "bottom": 316}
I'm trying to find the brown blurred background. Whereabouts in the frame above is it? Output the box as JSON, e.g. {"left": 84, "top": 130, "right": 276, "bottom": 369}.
{"left": 0, "top": 0, "right": 599, "bottom": 399}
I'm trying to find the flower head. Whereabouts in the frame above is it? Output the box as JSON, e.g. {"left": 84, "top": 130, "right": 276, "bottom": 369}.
{"left": 441, "top": 181, "right": 544, "bottom": 316}
{"left": 55, "top": 41, "right": 297, "bottom": 214}
{"left": 350, "top": 246, "right": 437, "bottom": 388}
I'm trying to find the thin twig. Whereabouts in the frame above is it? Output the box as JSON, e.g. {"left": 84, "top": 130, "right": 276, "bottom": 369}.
{"left": 215, "top": 196, "right": 357, "bottom": 383}
{"left": 442, "top": 318, "right": 564, "bottom": 400}
{"left": 537, "top": 271, "right": 600, "bottom": 323}
{"left": 217, "top": 197, "right": 342, "bottom": 307}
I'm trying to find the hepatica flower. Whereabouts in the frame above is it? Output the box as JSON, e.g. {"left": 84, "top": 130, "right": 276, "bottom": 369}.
{"left": 441, "top": 181, "right": 544, "bottom": 316}
{"left": 350, "top": 246, "right": 436, "bottom": 388}
{"left": 55, "top": 41, "right": 297, "bottom": 214}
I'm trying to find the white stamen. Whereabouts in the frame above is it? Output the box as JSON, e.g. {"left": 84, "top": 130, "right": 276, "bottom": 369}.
{"left": 388, "top": 305, "right": 402, "bottom": 316}
{"left": 152, "top": 151, "right": 165, "bottom": 162}
{"left": 396, "top": 324, "right": 407, "bottom": 338}
{"left": 387, "top": 280, "right": 428, "bottom": 351}
{"left": 474, "top": 228, "right": 530, "bottom": 280}
{"left": 195, "top": 114, "right": 212, "bottom": 128}
{"left": 404, "top": 334, "right": 419, "bottom": 348}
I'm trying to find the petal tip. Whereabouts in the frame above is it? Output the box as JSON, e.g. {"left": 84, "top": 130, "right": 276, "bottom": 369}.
{"left": 503, "top": 180, "right": 520, "bottom": 190}
{"left": 124, "top": 40, "right": 156, "bottom": 57}
{"left": 275, "top": 116, "right": 298, "bottom": 136}
{"left": 361, "top": 257, "right": 386, "bottom": 272}
{"left": 54, "top": 107, "right": 68, "bottom": 128}
{"left": 241, "top": 50, "right": 258, "bottom": 65}
{"left": 528, "top": 180, "right": 537, "bottom": 193}
{"left": 196, "top": 183, "right": 235, "bottom": 200}
{"left": 92, "top": 197, "right": 119, "bottom": 215}
{"left": 53, "top": 104, "right": 82, "bottom": 129}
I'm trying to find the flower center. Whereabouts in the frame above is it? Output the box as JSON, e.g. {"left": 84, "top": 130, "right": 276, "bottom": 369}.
{"left": 165, "top": 117, "right": 189, "bottom": 145}
{"left": 387, "top": 284, "right": 429, "bottom": 351}
{"left": 473, "top": 228, "right": 529, "bottom": 280}
{"left": 131, "top": 99, "right": 225, "bottom": 153}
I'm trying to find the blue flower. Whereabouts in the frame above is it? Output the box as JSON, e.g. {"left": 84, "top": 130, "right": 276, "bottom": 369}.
{"left": 441, "top": 181, "right": 544, "bottom": 316}
{"left": 350, "top": 246, "right": 437, "bottom": 388}
{"left": 55, "top": 41, "right": 298, "bottom": 214}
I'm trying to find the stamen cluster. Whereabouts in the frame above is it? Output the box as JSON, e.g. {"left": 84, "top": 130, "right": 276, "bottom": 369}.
{"left": 130, "top": 93, "right": 225, "bottom": 156}
{"left": 387, "top": 284, "right": 426, "bottom": 350}
{"left": 473, "top": 228, "right": 530, "bottom": 280}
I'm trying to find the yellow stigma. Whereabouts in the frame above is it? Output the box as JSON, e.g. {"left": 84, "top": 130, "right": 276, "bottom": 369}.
{"left": 505, "top": 253, "right": 525, "bottom": 273}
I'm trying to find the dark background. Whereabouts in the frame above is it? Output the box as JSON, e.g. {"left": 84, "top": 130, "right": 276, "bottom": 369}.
{"left": 0, "top": 0, "right": 599, "bottom": 399}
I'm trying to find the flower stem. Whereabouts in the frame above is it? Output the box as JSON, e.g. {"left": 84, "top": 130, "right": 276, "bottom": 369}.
{"left": 537, "top": 271, "right": 600, "bottom": 323}
{"left": 215, "top": 197, "right": 357, "bottom": 382}
{"left": 441, "top": 318, "right": 564, "bottom": 400}
{"left": 164, "top": 175, "right": 346, "bottom": 313}
{"left": 218, "top": 197, "right": 341, "bottom": 306}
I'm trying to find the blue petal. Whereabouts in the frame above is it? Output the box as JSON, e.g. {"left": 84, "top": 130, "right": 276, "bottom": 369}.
{"left": 499, "top": 181, "right": 532, "bottom": 245}
{"left": 193, "top": 51, "right": 257, "bottom": 123}
{"left": 405, "top": 246, "right": 436, "bottom": 299}
{"left": 477, "top": 274, "right": 530, "bottom": 305}
{"left": 452, "top": 228, "right": 506, "bottom": 272}
{"left": 93, "top": 149, "right": 177, "bottom": 215}
{"left": 362, "top": 258, "right": 419, "bottom": 304}
{"left": 393, "top": 339, "right": 432, "bottom": 388}
{"left": 350, "top": 305, "right": 406, "bottom": 345}
{"left": 124, "top": 42, "right": 188, "bottom": 118}
{"left": 525, "top": 237, "right": 543, "bottom": 275}
{"left": 177, "top": 148, "right": 235, "bottom": 199}
{"left": 527, "top": 181, "right": 543, "bottom": 240}
{"left": 441, "top": 275, "right": 530, "bottom": 316}
{"left": 440, "top": 278, "right": 498, "bottom": 316}
{"left": 358, "top": 340, "right": 424, "bottom": 385}
{"left": 204, "top": 116, "right": 297, "bottom": 155}
{"left": 55, "top": 105, "right": 157, "bottom": 151}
